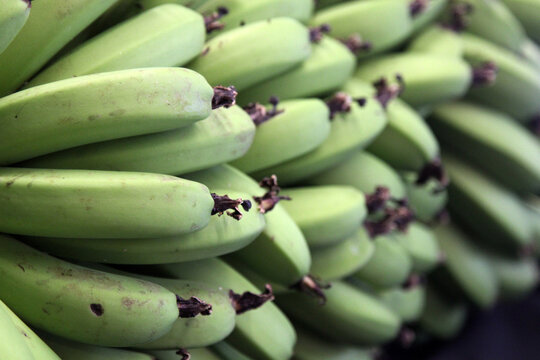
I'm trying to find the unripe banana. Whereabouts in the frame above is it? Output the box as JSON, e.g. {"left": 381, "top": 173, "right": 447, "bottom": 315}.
{"left": 402, "top": 171, "right": 448, "bottom": 223}
{"left": 0, "top": 168, "right": 214, "bottom": 238}
{"left": 0, "top": 0, "right": 117, "bottom": 96}
{"left": 0, "top": 234, "right": 182, "bottom": 346}
{"left": 408, "top": 25, "right": 463, "bottom": 58}
{"left": 189, "top": 17, "right": 311, "bottom": 91}
{"left": 230, "top": 99, "right": 331, "bottom": 173}
{"left": 377, "top": 284, "right": 426, "bottom": 322}
{"left": 519, "top": 37, "right": 540, "bottom": 70}
{"left": 0, "top": 0, "right": 31, "bottom": 55}
{"left": 0, "top": 67, "right": 214, "bottom": 165}
{"left": 502, "top": 0, "right": 540, "bottom": 43}
{"left": 211, "top": 341, "right": 254, "bottom": 360}
{"left": 0, "top": 299, "right": 37, "bottom": 360}
{"left": 486, "top": 253, "right": 539, "bottom": 301}
{"left": 27, "top": 4, "right": 205, "bottom": 87}
{"left": 419, "top": 286, "right": 468, "bottom": 339}
{"left": 398, "top": 222, "right": 441, "bottom": 273}
{"left": 20, "top": 106, "right": 255, "bottom": 176}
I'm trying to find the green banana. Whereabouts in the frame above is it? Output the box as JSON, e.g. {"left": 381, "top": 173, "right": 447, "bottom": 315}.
{"left": 430, "top": 224, "right": 499, "bottom": 308}
{"left": 419, "top": 285, "right": 468, "bottom": 339}
{"left": 430, "top": 101, "right": 540, "bottom": 193}
{"left": 185, "top": 165, "right": 311, "bottom": 287}
{"left": 486, "top": 253, "right": 538, "bottom": 301}
{"left": 355, "top": 52, "right": 472, "bottom": 108}
{"left": 238, "top": 35, "right": 355, "bottom": 104}
{"left": 519, "top": 37, "right": 540, "bottom": 70}
{"left": 279, "top": 185, "right": 367, "bottom": 247}
{"left": 462, "top": 33, "right": 540, "bottom": 123}
{"left": 310, "top": 0, "right": 413, "bottom": 57}
{"left": 27, "top": 4, "right": 205, "bottom": 87}
{"left": 408, "top": 25, "right": 463, "bottom": 58}
{"left": 277, "top": 280, "right": 401, "bottom": 346}
{"left": 377, "top": 284, "right": 426, "bottom": 322}
{"left": 211, "top": 341, "right": 254, "bottom": 360}
{"left": 149, "top": 348, "right": 221, "bottom": 360}
{"left": 230, "top": 99, "right": 331, "bottom": 173}
{"left": 0, "top": 234, "right": 183, "bottom": 346}
{"left": 398, "top": 222, "right": 441, "bottom": 273}
{"left": 20, "top": 105, "right": 255, "bottom": 176}
{"left": 443, "top": 154, "right": 534, "bottom": 253}
{"left": 156, "top": 259, "right": 296, "bottom": 360}
{"left": 22, "top": 189, "right": 264, "bottom": 264}
{"left": 189, "top": 17, "right": 311, "bottom": 91}
{"left": 310, "top": 227, "right": 375, "bottom": 281}
{"left": 0, "top": 167, "right": 214, "bottom": 238}
{"left": 501, "top": 0, "right": 540, "bottom": 43}
{"left": 251, "top": 81, "right": 387, "bottom": 186}
{"left": 402, "top": 171, "right": 448, "bottom": 223}
{"left": 0, "top": 0, "right": 117, "bottom": 97}
{"left": 0, "top": 67, "right": 215, "bottom": 165}
{"left": 0, "top": 0, "right": 31, "bottom": 55}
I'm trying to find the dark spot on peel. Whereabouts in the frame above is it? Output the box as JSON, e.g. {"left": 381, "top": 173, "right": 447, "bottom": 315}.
{"left": 204, "top": 7, "right": 229, "bottom": 34}
{"left": 109, "top": 109, "right": 126, "bottom": 117}
{"left": 90, "top": 303, "right": 104, "bottom": 316}
{"left": 229, "top": 284, "right": 275, "bottom": 314}
{"left": 18, "top": 264, "right": 25, "bottom": 272}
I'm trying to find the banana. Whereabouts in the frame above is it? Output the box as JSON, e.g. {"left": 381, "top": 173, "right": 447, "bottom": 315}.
{"left": 0, "top": 234, "right": 186, "bottom": 346}
{"left": 0, "top": 299, "right": 38, "bottom": 360}
{"left": 22, "top": 189, "right": 264, "bottom": 264}
{"left": 0, "top": 0, "right": 117, "bottom": 97}
{"left": 250, "top": 81, "right": 387, "bottom": 186}
{"left": 519, "top": 37, "right": 540, "bottom": 70}
{"left": 277, "top": 280, "right": 401, "bottom": 346}
{"left": 230, "top": 99, "right": 331, "bottom": 173}
{"left": 408, "top": 25, "right": 463, "bottom": 58}
{"left": 0, "top": 0, "right": 31, "bottom": 56}
{"left": 310, "top": 0, "right": 413, "bottom": 57}
{"left": 156, "top": 259, "right": 296, "bottom": 360}
{"left": 402, "top": 171, "right": 448, "bottom": 223}
{"left": 185, "top": 165, "right": 311, "bottom": 287}
{"left": 189, "top": 17, "right": 311, "bottom": 91}
{"left": 443, "top": 154, "right": 534, "bottom": 253}
{"left": 462, "top": 33, "right": 540, "bottom": 123}
{"left": 27, "top": 4, "right": 205, "bottom": 87}
{"left": 486, "top": 253, "right": 539, "bottom": 301}
{"left": 279, "top": 185, "right": 367, "bottom": 247}
{"left": 430, "top": 224, "right": 499, "bottom": 308}
{"left": 351, "top": 232, "right": 413, "bottom": 289}
{"left": 419, "top": 285, "right": 468, "bottom": 339}
{"left": 377, "top": 284, "right": 426, "bottom": 322}
{"left": 408, "top": 0, "right": 448, "bottom": 33}
{"left": 308, "top": 150, "right": 407, "bottom": 199}
{"left": 398, "top": 222, "right": 441, "bottom": 273}
{"left": 0, "top": 67, "right": 216, "bottom": 165}
{"left": 429, "top": 101, "right": 540, "bottom": 193}
{"left": 310, "top": 227, "right": 375, "bottom": 281}
{"left": 237, "top": 35, "right": 355, "bottom": 104}
{"left": 19, "top": 105, "right": 255, "bottom": 176}
{"left": 501, "top": 0, "right": 540, "bottom": 43}
{"left": 355, "top": 52, "right": 472, "bottom": 108}
{"left": 211, "top": 341, "right": 254, "bottom": 360}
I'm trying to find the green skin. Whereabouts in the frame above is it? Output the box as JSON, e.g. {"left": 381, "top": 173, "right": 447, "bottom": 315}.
{"left": 0, "top": 168, "right": 213, "bottom": 239}
{"left": 0, "top": 67, "right": 213, "bottom": 165}
{"left": 419, "top": 286, "right": 468, "bottom": 339}
{"left": 238, "top": 36, "right": 355, "bottom": 104}
{"left": 0, "top": 300, "right": 36, "bottom": 360}
{"left": 408, "top": 25, "right": 464, "bottom": 58}
{"left": 462, "top": 33, "right": 540, "bottom": 122}
{"left": 149, "top": 348, "right": 220, "bottom": 360}
{"left": 408, "top": 0, "right": 448, "bottom": 33}
{"left": 0, "top": 0, "right": 117, "bottom": 97}
{"left": 402, "top": 171, "right": 447, "bottom": 223}
{"left": 27, "top": 4, "right": 205, "bottom": 87}
{"left": 355, "top": 53, "right": 471, "bottom": 108}
{"left": 189, "top": 17, "right": 311, "bottom": 91}
{"left": 280, "top": 186, "right": 367, "bottom": 247}
{"left": 185, "top": 164, "right": 311, "bottom": 286}
{"left": 231, "top": 99, "right": 331, "bottom": 173}
{"left": 157, "top": 259, "right": 296, "bottom": 360}
{"left": 211, "top": 342, "right": 254, "bottom": 360}
{"left": 277, "top": 280, "right": 401, "bottom": 346}
{"left": 293, "top": 327, "right": 372, "bottom": 360}
{"left": 502, "top": 0, "right": 540, "bottom": 43}
{"left": 20, "top": 106, "right": 255, "bottom": 176}
{"left": 398, "top": 222, "right": 441, "bottom": 273}
{"left": 310, "top": 0, "right": 412, "bottom": 57}
{"left": 22, "top": 190, "right": 265, "bottom": 265}
{"left": 0, "top": 0, "right": 30, "bottom": 55}
{"left": 430, "top": 101, "right": 540, "bottom": 193}
{"left": 252, "top": 80, "right": 387, "bottom": 186}
{"left": 0, "top": 234, "right": 180, "bottom": 347}
{"left": 520, "top": 38, "right": 540, "bottom": 70}
{"left": 487, "top": 254, "right": 538, "bottom": 300}
{"left": 310, "top": 227, "right": 375, "bottom": 281}
{"left": 377, "top": 285, "right": 426, "bottom": 323}
{"left": 443, "top": 154, "right": 534, "bottom": 252}
{"left": 308, "top": 150, "right": 407, "bottom": 199}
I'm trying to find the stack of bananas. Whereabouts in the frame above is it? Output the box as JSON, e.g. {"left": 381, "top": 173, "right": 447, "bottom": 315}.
{"left": 0, "top": 0, "right": 539, "bottom": 359}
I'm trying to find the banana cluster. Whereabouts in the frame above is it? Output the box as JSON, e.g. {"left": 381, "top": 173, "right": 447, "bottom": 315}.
{"left": 0, "top": 0, "right": 539, "bottom": 359}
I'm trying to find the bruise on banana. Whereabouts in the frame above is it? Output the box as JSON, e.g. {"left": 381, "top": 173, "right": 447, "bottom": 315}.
{"left": 243, "top": 96, "right": 284, "bottom": 125}
{"left": 204, "top": 7, "right": 229, "bottom": 34}
{"left": 211, "top": 193, "right": 252, "bottom": 220}
{"left": 212, "top": 85, "right": 238, "bottom": 109}
{"left": 176, "top": 295, "right": 212, "bottom": 318}
{"left": 229, "top": 284, "right": 275, "bottom": 314}
{"left": 290, "top": 275, "right": 331, "bottom": 305}
{"left": 325, "top": 92, "right": 366, "bottom": 119}
{"left": 253, "top": 174, "right": 291, "bottom": 213}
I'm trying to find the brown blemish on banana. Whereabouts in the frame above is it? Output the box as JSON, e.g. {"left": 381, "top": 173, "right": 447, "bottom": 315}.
{"left": 90, "top": 303, "right": 104, "bottom": 316}
{"left": 176, "top": 348, "right": 191, "bottom": 360}
{"left": 442, "top": 2, "right": 474, "bottom": 32}
{"left": 472, "top": 61, "right": 498, "bottom": 86}
{"left": 212, "top": 85, "right": 237, "bottom": 109}
{"left": 415, "top": 157, "right": 449, "bottom": 190}
{"left": 243, "top": 96, "right": 284, "bottom": 126}
{"left": 211, "top": 193, "right": 252, "bottom": 220}
{"left": 409, "top": 0, "right": 428, "bottom": 16}
{"left": 373, "top": 75, "right": 404, "bottom": 109}
{"left": 229, "top": 284, "right": 275, "bottom": 314}
{"left": 253, "top": 175, "right": 291, "bottom": 213}
{"left": 341, "top": 34, "right": 372, "bottom": 55}
{"left": 290, "top": 275, "right": 331, "bottom": 305}
{"left": 365, "top": 186, "right": 392, "bottom": 214}
{"left": 204, "top": 7, "right": 229, "bottom": 34}
{"left": 176, "top": 295, "right": 212, "bottom": 318}
{"left": 309, "top": 24, "right": 331, "bottom": 43}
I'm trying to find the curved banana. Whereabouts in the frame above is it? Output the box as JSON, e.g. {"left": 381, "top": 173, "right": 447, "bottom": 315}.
{"left": 156, "top": 259, "right": 296, "bottom": 360}
{"left": 0, "top": 0, "right": 116, "bottom": 96}
{"left": 443, "top": 154, "right": 534, "bottom": 253}
{"left": 377, "top": 284, "right": 426, "bottom": 322}
{"left": 419, "top": 285, "right": 468, "bottom": 339}
{"left": 277, "top": 280, "right": 401, "bottom": 346}
{"left": 401, "top": 171, "right": 448, "bottom": 223}
{"left": 211, "top": 341, "right": 254, "bottom": 360}
{"left": 20, "top": 105, "right": 255, "bottom": 176}
{"left": 0, "top": 0, "right": 31, "bottom": 56}
{"left": 486, "top": 253, "right": 538, "bottom": 301}
{"left": 238, "top": 35, "right": 355, "bottom": 104}
{"left": 230, "top": 99, "right": 331, "bottom": 173}
{"left": 27, "top": 4, "right": 205, "bottom": 87}
{"left": 398, "top": 222, "right": 441, "bottom": 273}
{"left": 0, "top": 299, "right": 37, "bottom": 360}
{"left": 189, "top": 17, "right": 310, "bottom": 91}
{"left": 430, "top": 101, "right": 540, "bottom": 193}
{"left": 501, "top": 0, "right": 540, "bottom": 43}
{"left": 0, "top": 67, "right": 214, "bottom": 165}
{"left": 0, "top": 168, "right": 214, "bottom": 238}
{"left": 0, "top": 234, "right": 183, "bottom": 346}
{"left": 408, "top": 25, "right": 463, "bottom": 58}
{"left": 294, "top": 326, "right": 373, "bottom": 360}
